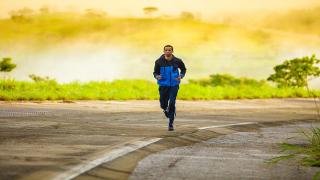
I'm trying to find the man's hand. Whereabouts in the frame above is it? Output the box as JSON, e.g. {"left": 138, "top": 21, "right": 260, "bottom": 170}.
{"left": 156, "top": 75, "right": 162, "bottom": 80}
{"left": 175, "top": 76, "right": 182, "bottom": 81}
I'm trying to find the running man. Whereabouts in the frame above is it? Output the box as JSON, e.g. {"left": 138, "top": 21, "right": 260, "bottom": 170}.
{"left": 153, "top": 45, "right": 187, "bottom": 131}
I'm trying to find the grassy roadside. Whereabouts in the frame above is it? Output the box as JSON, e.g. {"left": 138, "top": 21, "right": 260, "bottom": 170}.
{"left": 269, "top": 127, "right": 320, "bottom": 180}
{"left": 0, "top": 79, "right": 319, "bottom": 101}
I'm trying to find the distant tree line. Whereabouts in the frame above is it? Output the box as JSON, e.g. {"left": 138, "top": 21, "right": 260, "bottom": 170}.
{"left": 0, "top": 53, "right": 318, "bottom": 88}
{"left": 8, "top": 6, "right": 197, "bottom": 23}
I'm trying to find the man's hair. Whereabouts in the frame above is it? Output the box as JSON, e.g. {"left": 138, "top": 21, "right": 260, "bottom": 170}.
{"left": 163, "top": 44, "right": 174, "bottom": 51}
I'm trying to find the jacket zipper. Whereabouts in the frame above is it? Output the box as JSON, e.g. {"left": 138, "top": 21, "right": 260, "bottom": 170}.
{"left": 166, "top": 59, "right": 172, "bottom": 86}
{"left": 170, "top": 65, "right": 172, "bottom": 86}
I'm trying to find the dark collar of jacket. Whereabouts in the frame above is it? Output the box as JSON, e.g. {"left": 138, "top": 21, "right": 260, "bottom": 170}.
{"left": 158, "top": 54, "right": 178, "bottom": 62}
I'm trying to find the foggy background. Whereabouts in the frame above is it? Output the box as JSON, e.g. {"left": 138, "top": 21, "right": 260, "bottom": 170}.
{"left": 0, "top": 0, "right": 319, "bottom": 88}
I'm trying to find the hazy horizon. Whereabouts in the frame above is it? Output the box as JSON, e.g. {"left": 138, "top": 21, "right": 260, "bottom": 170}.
{"left": 1, "top": 1, "right": 319, "bottom": 89}
{"left": 1, "top": 0, "right": 320, "bottom": 20}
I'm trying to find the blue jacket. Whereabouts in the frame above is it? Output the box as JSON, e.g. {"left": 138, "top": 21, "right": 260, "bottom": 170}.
{"left": 153, "top": 55, "right": 187, "bottom": 86}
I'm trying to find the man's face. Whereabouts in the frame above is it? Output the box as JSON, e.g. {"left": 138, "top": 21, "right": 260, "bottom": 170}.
{"left": 164, "top": 47, "right": 173, "bottom": 57}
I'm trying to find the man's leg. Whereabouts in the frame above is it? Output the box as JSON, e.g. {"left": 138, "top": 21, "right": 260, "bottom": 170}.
{"left": 159, "top": 86, "right": 169, "bottom": 117}
{"left": 168, "top": 85, "right": 179, "bottom": 130}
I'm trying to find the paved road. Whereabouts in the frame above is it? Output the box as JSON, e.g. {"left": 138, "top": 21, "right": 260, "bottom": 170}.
{"left": 0, "top": 99, "right": 319, "bottom": 179}
{"left": 130, "top": 122, "right": 320, "bottom": 180}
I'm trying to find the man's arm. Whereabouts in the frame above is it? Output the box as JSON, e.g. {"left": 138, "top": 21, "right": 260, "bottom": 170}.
{"left": 178, "top": 60, "right": 186, "bottom": 78}
{"left": 153, "top": 61, "right": 161, "bottom": 79}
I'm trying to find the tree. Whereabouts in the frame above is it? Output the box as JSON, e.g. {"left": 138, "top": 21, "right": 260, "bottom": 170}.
{"left": 9, "top": 7, "right": 34, "bottom": 22}
{"left": 267, "top": 55, "right": 320, "bottom": 88}
{"left": 85, "top": 9, "right": 107, "bottom": 18}
{"left": 0, "top": 57, "right": 16, "bottom": 72}
{"left": 17, "top": 7, "right": 34, "bottom": 16}
{"left": 180, "top": 11, "right": 195, "bottom": 20}
{"left": 29, "top": 74, "right": 51, "bottom": 82}
{"left": 0, "top": 57, "right": 17, "bottom": 79}
{"left": 39, "top": 6, "right": 50, "bottom": 14}
{"left": 143, "top": 6, "right": 158, "bottom": 17}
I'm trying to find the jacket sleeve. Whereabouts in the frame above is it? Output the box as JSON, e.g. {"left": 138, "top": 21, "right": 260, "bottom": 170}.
{"left": 178, "top": 60, "right": 187, "bottom": 78}
{"left": 153, "top": 61, "right": 160, "bottom": 79}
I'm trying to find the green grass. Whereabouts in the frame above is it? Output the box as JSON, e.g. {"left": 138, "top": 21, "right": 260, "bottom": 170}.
{"left": 268, "top": 127, "right": 320, "bottom": 179}
{"left": 0, "top": 78, "right": 319, "bottom": 101}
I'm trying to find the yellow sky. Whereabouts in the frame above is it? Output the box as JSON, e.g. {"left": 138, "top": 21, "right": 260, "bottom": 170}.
{"left": 1, "top": 0, "right": 320, "bottom": 19}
